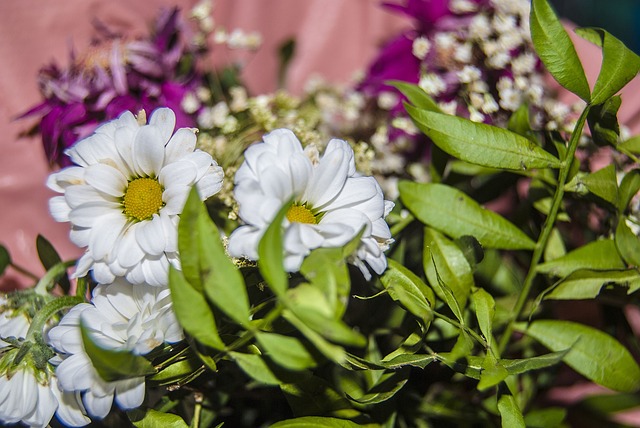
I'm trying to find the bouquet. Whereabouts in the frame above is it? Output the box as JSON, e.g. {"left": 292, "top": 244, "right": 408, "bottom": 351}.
{"left": 2, "top": 0, "right": 640, "bottom": 426}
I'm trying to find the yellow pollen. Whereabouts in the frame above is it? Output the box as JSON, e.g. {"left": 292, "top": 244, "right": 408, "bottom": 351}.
{"left": 123, "top": 178, "right": 164, "bottom": 221}
{"left": 286, "top": 205, "right": 317, "bottom": 224}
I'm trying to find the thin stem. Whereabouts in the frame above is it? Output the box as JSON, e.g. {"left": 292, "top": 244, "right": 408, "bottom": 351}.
{"left": 498, "top": 105, "right": 592, "bottom": 354}
{"left": 25, "top": 296, "right": 84, "bottom": 341}
{"left": 191, "top": 392, "right": 203, "bottom": 428}
{"left": 9, "top": 262, "right": 39, "bottom": 281}
{"left": 390, "top": 212, "right": 415, "bottom": 237}
{"left": 433, "top": 311, "right": 488, "bottom": 349}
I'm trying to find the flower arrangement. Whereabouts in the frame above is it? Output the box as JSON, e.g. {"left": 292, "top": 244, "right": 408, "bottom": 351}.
{"left": 3, "top": 0, "right": 640, "bottom": 427}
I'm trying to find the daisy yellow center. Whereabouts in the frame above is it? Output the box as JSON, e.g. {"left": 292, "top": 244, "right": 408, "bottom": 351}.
{"left": 286, "top": 204, "right": 317, "bottom": 224}
{"left": 123, "top": 178, "right": 164, "bottom": 221}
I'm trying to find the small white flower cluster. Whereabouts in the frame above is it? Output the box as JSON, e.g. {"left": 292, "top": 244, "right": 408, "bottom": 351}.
{"left": 400, "top": 0, "right": 581, "bottom": 130}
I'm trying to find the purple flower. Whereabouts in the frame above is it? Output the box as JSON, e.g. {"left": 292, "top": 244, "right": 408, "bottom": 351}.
{"left": 20, "top": 8, "right": 204, "bottom": 167}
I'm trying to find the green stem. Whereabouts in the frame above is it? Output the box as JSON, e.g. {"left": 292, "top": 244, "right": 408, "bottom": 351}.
{"left": 433, "top": 311, "right": 488, "bottom": 349}
{"left": 498, "top": 105, "right": 592, "bottom": 354}
{"left": 190, "top": 393, "right": 203, "bottom": 428}
{"left": 33, "top": 260, "right": 76, "bottom": 295}
{"left": 25, "top": 295, "right": 84, "bottom": 341}
{"left": 8, "top": 262, "right": 39, "bottom": 281}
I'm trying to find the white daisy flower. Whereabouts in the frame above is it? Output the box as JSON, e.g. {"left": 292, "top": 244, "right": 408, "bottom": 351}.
{"left": 47, "top": 279, "right": 183, "bottom": 420}
{"left": 227, "top": 129, "right": 394, "bottom": 279}
{"left": 0, "top": 297, "right": 89, "bottom": 427}
{"left": 47, "top": 107, "right": 224, "bottom": 287}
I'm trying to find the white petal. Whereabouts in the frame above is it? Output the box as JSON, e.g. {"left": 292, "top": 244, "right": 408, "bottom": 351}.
{"left": 83, "top": 390, "right": 114, "bottom": 419}
{"left": 91, "top": 262, "right": 117, "bottom": 285}
{"left": 84, "top": 163, "right": 128, "bottom": 197}
{"left": 263, "top": 128, "right": 304, "bottom": 156}
{"left": 162, "top": 184, "right": 191, "bottom": 215}
{"left": 65, "top": 184, "right": 112, "bottom": 208}
{"left": 165, "top": 128, "right": 196, "bottom": 163}
{"left": 324, "top": 176, "right": 380, "bottom": 214}
{"left": 47, "top": 167, "right": 85, "bottom": 192}
{"left": 52, "top": 386, "right": 90, "bottom": 427}
{"left": 288, "top": 154, "right": 313, "bottom": 196}
{"left": 49, "top": 196, "right": 71, "bottom": 222}
{"left": 68, "top": 202, "right": 119, "bottom": 228}
{"left": 22, "top": 382, "right": 57, "bottom": 427}
{"left": 303, "top": 140, "right": 352, "bottom": 208}
{"left": 159, "top": 160, "right": 197, "bottom": 188}
{"left": 149, "top": 107, "right": 176, "bottom": 144}
{"left": 259, "top": 167, "right": 292, "bottom": 201}
{"left": 227, "top": 226, "right": 261, "bottom": 260}
{"left": 133, "top": 125, "right": 165, "bottom": 177}
{"left": 195, "top": 165, "right": 224, "bottom": 200}
{"left": 114, "top": 378, "right": 145, "bottom": 410}
{"left": 115, "top": 225, "right": 146, "bottom": 268}
{"left": 135, "top": 216, "right": 167, "bottom": 256}
{"left": 89, "top": 213, "right": 127, "bottom": 260}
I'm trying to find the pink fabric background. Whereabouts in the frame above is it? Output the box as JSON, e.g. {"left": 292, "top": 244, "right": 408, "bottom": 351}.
{"left": 0, "top": 0, "right": 406, "bottom": 289}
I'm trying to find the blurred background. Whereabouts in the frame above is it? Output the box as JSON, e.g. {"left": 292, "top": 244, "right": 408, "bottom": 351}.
{"left": 552, "top": 0, "right": 640, "bottom": 53}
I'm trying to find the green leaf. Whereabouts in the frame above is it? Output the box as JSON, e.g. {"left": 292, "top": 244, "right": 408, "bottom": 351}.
{"left": 405, "top": 106, "right": 561, "bottom": 170}
{"left": 478, "top": 357, "right": 508, "bottom": 391}
{"left": 423, "top": 228, "right": 474, "bottom": 311}
{"left": 470, "top": 287, "right": 495, "bottom": 348}
{"left": 507, "top": 103, "right": 536, "bottom": 142}
{"left": 348, "top": 370, "right": 409, "bottom": 405}
{"left": 618, "top": 136, "right": 640, "bottom": 155}
{"left": 530, "top": 0, "right": 590, "bottom": 101}
{"left": 380, "top": 259, "right": 434, "bottom": 324}
{"left": 300, "top": 247, "right": 350, "bottom": 317}
{"left": 524, "top": 408, "right": 567, "bottom": 428}
{"left": 617, "top": 169, "right": 640, "bottom": 212}
{"left": 516, "top": 320, "right": 640, "bottom": 392}
{"left": 168, "top": 266, "right": 225, "bottom": 350}
{"left": 389, "top": 80, "right": 440, "bottom": 112}
{"left": 283, "top": 310, "right": 347, "bottom": 366}
{"left": 230, "top": 352, "right": 280, "bottom": 385}
{"left": 256, "top": 332, "right": 317, "bottom": 371}
{"left": 546, "top": 269, "right": 640, "bottom": 299}
{"left": 80, "top": 320, "right": 156, "bottom": 382}
{"left": 270, "top": 417, "right": 364, "bottom": 428}
{"left": 149, "top": 355, "right": 202, "bottom": 386}
{"left": 258, "top": 200, "right": 292, "bottom": 296}
{"left": 455, "top": 235, "right": 484, "bottom": 270}
{"left": 537, "top": 239, "right": 625, "bottom": 277}
{"left": 581, "top": 164, "right": 618, "bottom": 205}
{"left": 180, "top": 188, "right": 251, "bottom": 327}
{"left": 128, "top": 408, "right": 188, "bottom": 428}
{"left": 587, "top": 96, "right": 621, "bottom": 147}
{"left": 287, "top": 301, "right": 366, "bottom": 347}
{"left": 178, "top": 188, "right": 205, "bottom": 291}
{"left": 380, "top": 353, "right": 437, "bottom": 370}
{"left": 575, "top": 27, "right": 640, "bottom": 105}
{"left": 544, "top": 228, "right": 567, "bottom": 262}
{"left": 0, "top": 245, "right": 9, "bottom": 277}
{"left": 498, "top": 390, "right": 526, "bottom": 428}
{"left": 399, "top": 181, "right": 535, "bottom": 250}
{"left": 36, "top": 235, "right": 70, "bottom": 292}
{"left": 615, "top": 219, "right": 640, "bottom": 267}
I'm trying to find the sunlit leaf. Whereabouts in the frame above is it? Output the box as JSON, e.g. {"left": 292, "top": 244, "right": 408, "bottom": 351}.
{"left": 617, "top": 169, "right": 640, "bottom": 212}
{"left": 516, "top": 320, "right": 640, "bottom": 392}
{"left": 470, "top": 287, "right": 496, "bottom": 348}
{"left": 581, "top": 164, "right": 618, "bottom": 205}
{"left": 168, "top": 266, "right": 224, "bottom": 350}
{"left": 587, "top": 96, "right": 621, "bottom": 147}
{"left": 400, "top": 181, "right": 535, "bottom": 250}
{"left": 524, "top": 408, "right": 567, "bottom": 428}
{"left": 389, "top": 80, "right": 440, "bottom": 112}
{"left": 128, "top": 408, "right": 188, "bottom": 428}
{"left": 575, "top": 27, "right": 640, "bottom": 105}
{"left": 546, "top": 269, "right": 640, "bottom": 299}
{"left": 405, "top": 106, "right": 561, "bottom": 170}
{"left": 616, "top": 218, "right": 640, "bottom": 267}
{"left": 424, "top": 227, "right": 474, "bottom": 311}
{"left": 530, "top": 0, "right": 590, "bottom": 101}
{"left": 80, "top": 320, "right": 156, "bottom": 382}
{"left": 498, "top": 389, "right": 526, "bottom": 428}
{"left": 258, "top": 200, "right": 292, "bottom": 296}
{"left": 230, "top": 352, "right": 280, "bottom": 385}
{"left": 348, "top": 369, "right": 409, "bottom": 405}
{"left": 537, "top": 239, "right": 625, "bottom": 277}
{"left": 380, "top": 259, "right": 434, "bottom": 324}
{"left": 256, "top": 332, "right": 317, "bottom": 371}
{"left": 300, "top": 247, "right": 349, "bottom": 317}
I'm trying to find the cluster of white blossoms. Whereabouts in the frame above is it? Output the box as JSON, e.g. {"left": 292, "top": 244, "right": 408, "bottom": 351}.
{"left": 228, "top": 129, "right": 394, "bottom": 279}
{"left": 47, "top": 280, "right": 183, "bottom": 420}
{"left": 48, "top": 108, "right": 224, "bottom": 287}
{"left": 7, "top": 107, "right": 392, "bottom": 426}
{"left": 0, "top": 296, "right": 89, "bottom": 427}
